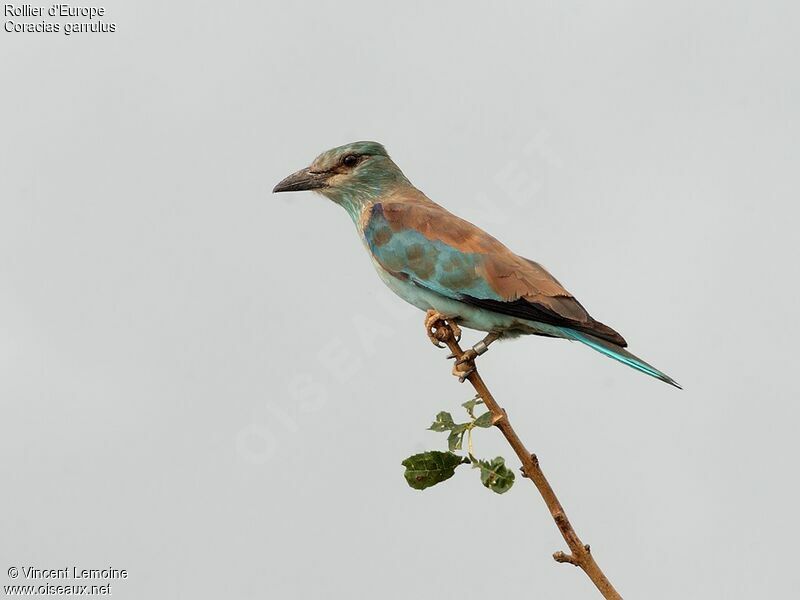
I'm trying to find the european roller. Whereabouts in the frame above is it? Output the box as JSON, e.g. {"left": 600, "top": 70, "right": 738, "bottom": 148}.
{"left": 274, "top": 141, "right": 680, "bottom": 388}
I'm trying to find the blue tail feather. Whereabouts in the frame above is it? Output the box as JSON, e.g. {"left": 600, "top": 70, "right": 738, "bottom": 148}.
{"left": 559, "top": 328, "right": 681, "bottom": 389}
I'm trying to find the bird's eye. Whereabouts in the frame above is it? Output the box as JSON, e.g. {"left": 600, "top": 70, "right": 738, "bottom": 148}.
{"left": 342, "top": 154, "right": 358, "bottom": 168}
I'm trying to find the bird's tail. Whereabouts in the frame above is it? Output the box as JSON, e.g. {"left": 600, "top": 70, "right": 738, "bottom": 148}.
{"left": 559, "top": 328, "right": 681, "bottom": 389}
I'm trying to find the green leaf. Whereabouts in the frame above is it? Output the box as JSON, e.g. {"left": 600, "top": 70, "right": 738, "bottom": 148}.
{"left": 447, "top": 423, "right": 468, "bottom": 451}
{"left": 461, "top": 396, "right": 484, "bottom": 412}
{"left": 447, "top": 429, "right": 465, "bottom": 451}
{"left": 473, "top": 412, "right": 494, "bottom": 428}
{"left": 428, "top": 411, "right": 455, "bottom": 431}
{"left": 477, "top": 457, "right": 515, "bottom": 494}
{"left": 429, "top": 411, "right": 455, "bottom": 432}
{"left": 401, "top": 451, "right": 467, "bottom": 490}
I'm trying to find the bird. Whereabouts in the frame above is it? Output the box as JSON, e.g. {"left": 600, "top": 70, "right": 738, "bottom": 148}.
{"left": 273, "top": 141, "right": 680, "bottom": 388}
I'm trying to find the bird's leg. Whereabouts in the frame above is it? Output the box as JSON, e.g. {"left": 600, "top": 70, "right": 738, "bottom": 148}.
{"left": 424, "top": 309, "right": 461, "bottom": 347}
{"left": 449, "top": 332, "right": 501, "bottom": 382}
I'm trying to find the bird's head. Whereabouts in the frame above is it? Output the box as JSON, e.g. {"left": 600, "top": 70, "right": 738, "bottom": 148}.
{"left": 273, "top": 141, "right": 409, "bottom": 213}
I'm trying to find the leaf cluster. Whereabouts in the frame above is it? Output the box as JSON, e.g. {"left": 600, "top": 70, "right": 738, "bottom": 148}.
{"left": 402, "top": 396, "right": 515, "bottom": 494}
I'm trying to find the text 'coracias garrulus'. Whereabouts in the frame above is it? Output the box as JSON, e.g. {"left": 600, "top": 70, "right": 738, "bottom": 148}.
{"left": 274, "top": 141, "right": 680, "bottom": 388}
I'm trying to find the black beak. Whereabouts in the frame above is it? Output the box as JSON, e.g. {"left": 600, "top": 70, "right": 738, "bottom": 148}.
{"left": 272, "top": 167, "right": 329, "bottom": 193}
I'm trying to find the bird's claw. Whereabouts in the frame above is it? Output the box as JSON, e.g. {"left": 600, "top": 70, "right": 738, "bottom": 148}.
{"left": 451, "top": 349, "right": 477, "bottom": 382}
{"left": 453, "top": 361, "right": 475, "bottom": 383}
{"left": 424, "top": 310, "right": 472, "bottom": 380}
{"left": 424, "top": 310, "right": 461, "bottom": 347}
{"left": 425, "top": 310, "right": 446, "bottom": 347}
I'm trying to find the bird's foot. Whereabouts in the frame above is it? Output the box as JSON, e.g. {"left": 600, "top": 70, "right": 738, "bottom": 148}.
{"left": 450, "top": 349, "right": 477, "bottom": 383}
{"left": 445, "top": 333, "right": 499, "bottom": 383}
{"left": 424, "top": 310, "right": 461, "bottom": 347}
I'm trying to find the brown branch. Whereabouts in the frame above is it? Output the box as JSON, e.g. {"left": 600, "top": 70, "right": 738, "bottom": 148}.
{"left": 427, "top": 315, "right": 623, "bottom": 600}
